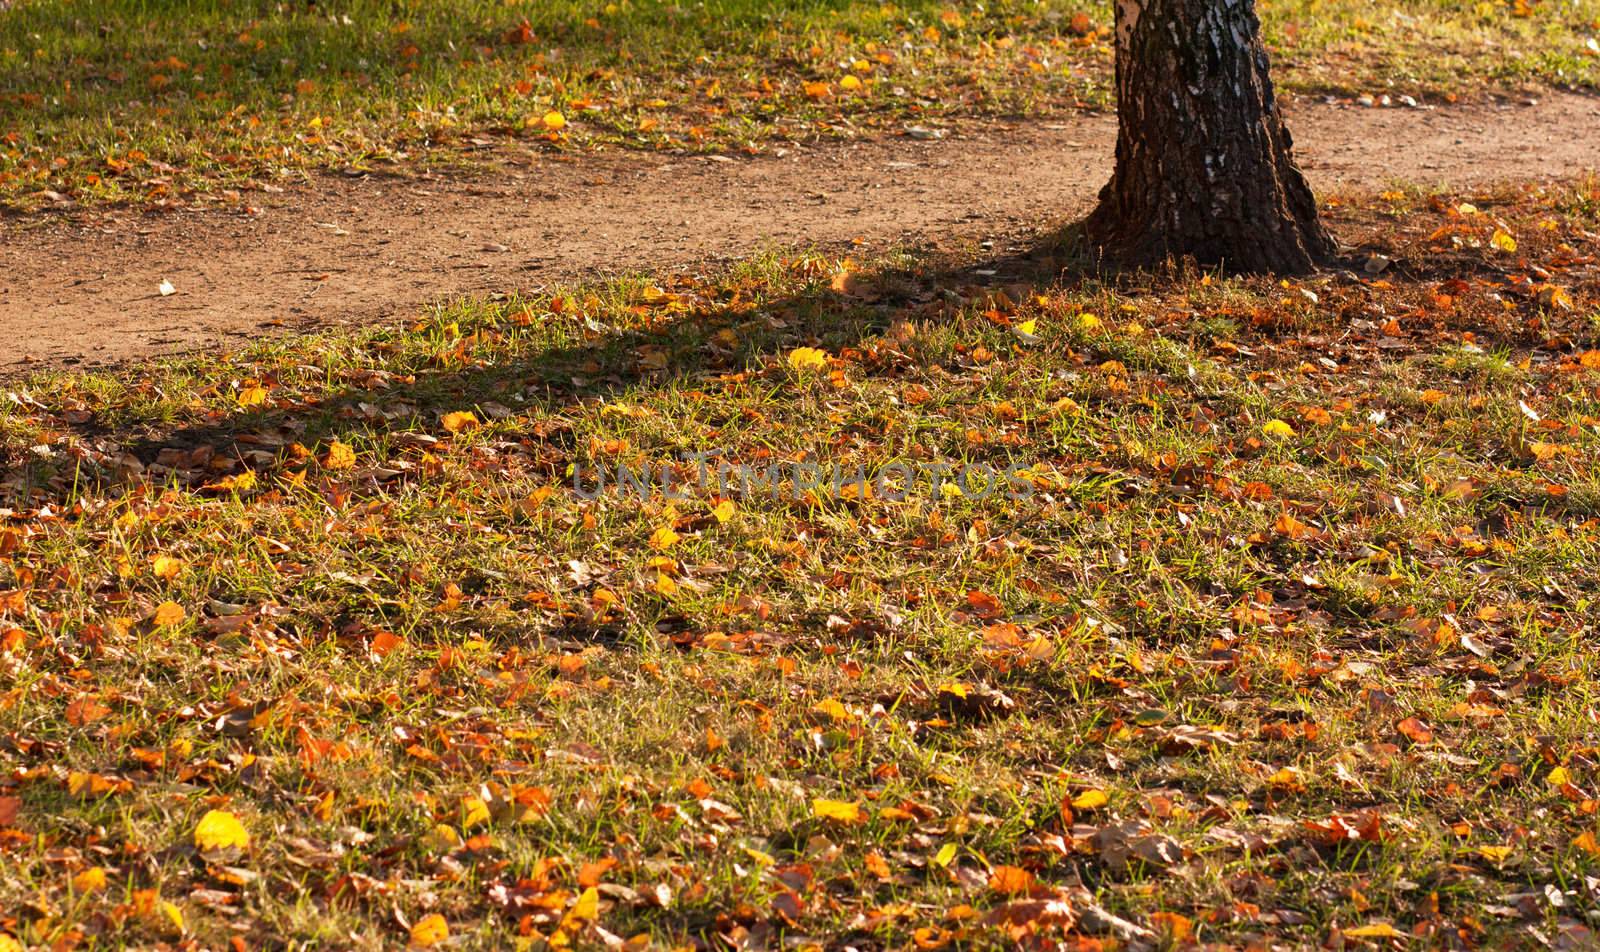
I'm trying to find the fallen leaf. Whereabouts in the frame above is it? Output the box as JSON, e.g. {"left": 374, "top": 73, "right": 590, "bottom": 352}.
{"left": 1344, "top": 922, "right": 1404, "bottom": 939}
{"left": 988, "top": 865, "right": 1034, "bottom": 894}
{"left": 324, "top": 440, "right": 357, "bottom": 470}
{"left": 409, "top": 913, "right": 449, "bottom": 947}
{"left": 812, "top": 798, "right": 863, "bottom": 823}
{"left": 73, "top": 866, "right": 109, "bottom": 893}
{"left": 1070, "top": 789, "right": 1109, "bottom": 811}
{"left": 788, "top": 347, "right": 828, "bottom": 370}
{"left": 194, "top": 809, "right": 251, "bottom": 852}
{"left": 441, "top": 411, "right": 479, "bottom": 433}
{"left": 152, "top": 601, "right": 186, "bottom": 627}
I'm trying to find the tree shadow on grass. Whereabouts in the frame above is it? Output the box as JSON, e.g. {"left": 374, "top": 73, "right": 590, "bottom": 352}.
{"left": 4, "top": 229, "right": 1088, "bottom": 498}
{"left": 5, "top": 194, "right": 1594, "bottom": 507}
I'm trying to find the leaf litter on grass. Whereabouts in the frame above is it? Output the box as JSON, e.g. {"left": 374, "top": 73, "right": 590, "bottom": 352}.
{"left": 0, "top": 178, "right": 1598, "bottom": 947}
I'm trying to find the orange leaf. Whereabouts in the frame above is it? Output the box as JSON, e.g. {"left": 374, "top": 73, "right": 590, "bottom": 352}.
{"left": 988, "top": 865, "right": 1034, "bottom": 895}
{"left": 409, "top": 914, "right": 449, "bottom": 947}
{"left": 152, "top": 601, "right": 186, "bottom": 627}
{"left": 324, "top": 440, "right": 357, "bottom": 471}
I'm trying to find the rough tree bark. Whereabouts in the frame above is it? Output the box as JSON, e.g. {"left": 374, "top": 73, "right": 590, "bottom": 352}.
{"left": 1084, "top": 0, "right": 1336, "bottom": 273}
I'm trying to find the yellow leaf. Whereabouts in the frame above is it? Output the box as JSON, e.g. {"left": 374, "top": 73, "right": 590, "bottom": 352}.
{"left": 1474, "top": 844, "right": 1514, "bottom": 863}
{"left": 567, "top": 886, "right": 599, "bottom": 923}
{"left": 742, "top": 845, "right": 776, "bottom": 867}
{"left": 711, "top": 500, "right": 736, "bottom": 523}
{"left": 236, "top": 386, "right": 268, "bottom": 407}
{"left": 1548, "top": 765, "right": 1572, "bottom": 786}
{"left": 787, "top": 347, "right": 828, "bottom": 370}
{"left": 193, "top": 809, "right": 250, "bottom": 852}
{"left": 73, "top": 866, "right": 109, "bottom": 893}
{"left": 1262, "top": 419, "right": 1297, "bottom": 438}
{"left": 1344, "top": 923, "right": 1402, "bottom": 939}
{"left": 1490, "top": 228, "right": 1517, "bottom": 253}
{"left": 933, "top": 842, "right": 959, "bottom": 867}
{"left": 543, "top": 111, "right": 567, "bottom": 131}
{"left": 421, "top": 823, "right": 461, "bottom": 853}
{"left": 461, "top": 796, "right": 492, "bottom": 829}
{"left": 151, "top": 556, "right": 183, "bottom": 580}
{"left": 813, "top": 698, "right": 853, "bottom": 722}
{"left": 1266, "top": 766, "right": 1306, "bottom": 792}
{"left": 812, "top": 798, "right": 864, "bottom": 823}
{"left": 159, "top": 900, "right": 185, "bottom": 932}
{"left": 0, "top": 935, "right": 21, "bottom": 952}
{"left": 1070, "top": 789, "right": 1109, "bottom": 811}
{"left": 324, "top": 440, "right": 357, "bottom": 470}
{"left": 1077, "top": 313, "right": 1102, "bottom": 331}
{"left": 653, "top": 572, "right": 678, "bottom": 596}
{"left": 649, "top": 526, "right": 680, "bottom": 550}
{"left": 441, "top": 411, "right": 478, "bottom": 433}
{"left": 1539, "top": 284, "right": 1573, "bottom": 310}
{"left": 409, "top": 913, "right": 450, "bottom": 948}
{"left": 152, "top": 601, "right": 186, "bottom": 627}
{"left": 205, "top": 470, "right": 257, "bottom": 493}
{"left": 839, "top": 74, "right": 863, "bottom": 91}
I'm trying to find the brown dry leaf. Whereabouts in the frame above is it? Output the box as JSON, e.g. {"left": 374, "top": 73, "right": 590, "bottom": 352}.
{"left": 1160, "top": 724, "right": 1239, "bottom": 754}
{"left": 1093, "top": 820, "right": 1183, "bottom": 869}
{"left": 1303, "top": 810, "right": 1386, "bottom": 846}
{"left": 982, "top": 891, "right": 1076, "bottom": 937}
{"left": 65, "top": 698, "right": 112, "bottom": 726}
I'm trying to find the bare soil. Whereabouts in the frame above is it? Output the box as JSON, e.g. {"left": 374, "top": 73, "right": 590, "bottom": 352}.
{"left": 3, "top": 94, "right": 1598, "bottom": 374}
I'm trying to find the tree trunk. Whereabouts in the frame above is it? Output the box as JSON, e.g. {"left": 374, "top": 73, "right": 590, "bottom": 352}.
{"left": 1084, "top": 0, "right": 1335, "bottom": 274}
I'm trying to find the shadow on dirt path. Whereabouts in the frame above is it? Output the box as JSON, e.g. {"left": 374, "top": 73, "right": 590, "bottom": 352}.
{"left": 3, "top": 93, "right": 1597, "bottom": 374}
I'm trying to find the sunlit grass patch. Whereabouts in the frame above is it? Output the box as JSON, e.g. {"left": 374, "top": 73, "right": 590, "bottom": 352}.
{"left": 1, "top": 0, "right": 1597, "bottom": 207}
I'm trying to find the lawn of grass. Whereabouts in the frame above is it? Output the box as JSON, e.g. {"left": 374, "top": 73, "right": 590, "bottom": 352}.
{"left": 2, "top": 0, "right": 1597, "bottom": 207}
{"left": 1, "top": 179, "right": 1598, "bottom": 947}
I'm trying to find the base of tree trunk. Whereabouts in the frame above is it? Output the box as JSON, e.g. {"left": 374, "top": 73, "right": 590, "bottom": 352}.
{"left": 1085, "top": 0, "right": 1336, "bottom": 275}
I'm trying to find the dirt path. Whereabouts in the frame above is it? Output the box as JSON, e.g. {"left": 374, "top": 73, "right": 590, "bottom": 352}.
{"left": 4, "top": 94, "right": 1598, "bottom": 374}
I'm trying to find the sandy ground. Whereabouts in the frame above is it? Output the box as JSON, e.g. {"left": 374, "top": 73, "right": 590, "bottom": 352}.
{"left": 3, "top": 93, "right": 1598, "bottom": 374}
